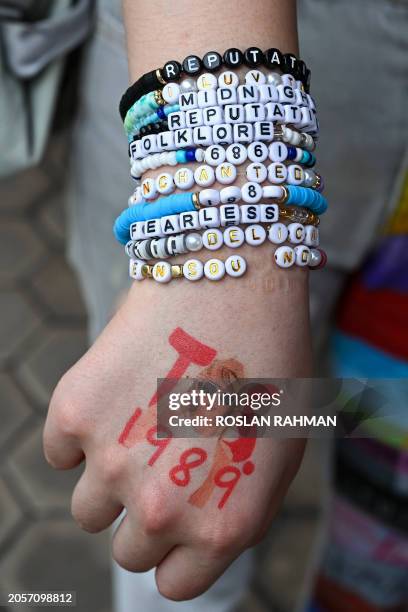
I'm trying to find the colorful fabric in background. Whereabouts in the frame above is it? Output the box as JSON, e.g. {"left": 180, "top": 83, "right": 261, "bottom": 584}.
{"left": 307, "top": 169, "right": 408, "bottom": 611}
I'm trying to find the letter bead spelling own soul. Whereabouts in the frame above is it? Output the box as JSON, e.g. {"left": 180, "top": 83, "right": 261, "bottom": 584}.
{"left": 114, "top": 45, "right": 327, "bottom": 282}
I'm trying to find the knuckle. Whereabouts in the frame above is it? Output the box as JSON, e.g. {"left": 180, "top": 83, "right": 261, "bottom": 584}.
{"left": 100, "top": 450, "right": 127, "bottom": 485}
{"left": 138, "top": 490, "right": 175, "bottom": 535}
{"left": 204, "top": 521, "right": 243, "bottom": 557}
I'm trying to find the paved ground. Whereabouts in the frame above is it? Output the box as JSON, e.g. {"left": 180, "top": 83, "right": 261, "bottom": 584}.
{"left": 0, "top": 134, "right": 324, "bottom": 612}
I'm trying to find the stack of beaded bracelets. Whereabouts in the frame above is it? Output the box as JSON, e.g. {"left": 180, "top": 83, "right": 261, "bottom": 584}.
{"left": 114, "top": 46, "right": 327, "bottom": 284}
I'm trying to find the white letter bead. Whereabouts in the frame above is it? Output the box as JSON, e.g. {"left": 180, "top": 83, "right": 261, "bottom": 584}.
{"left": 282, "top": 73, "right": 296, "bottom": 88}
{"left": 266, "top": 102, "right": 285, "bottom": 122}
{"left": 179, "top": 210, "right": 200, "bottom": 231}
{"left": 197, "top": 89, "right": 217, "bottom": 108}
{"left": 161, "top": 215, "right": 180, "bottom": 235}
{"left": 268, "top": 162, "right": 287, "bottom": 184}
{"left": 217, "top": 87, "right": 237, "bottom": 105}
{"left": 254, "top": 121, "right": 274, "bottom": 141}
{"left": 263, "top": 185, "right": 284, "bottom": 200}
{"left": 237, "top": 84, "right": 258, "bottom": 104}
{"left": 199, "top": 206, "right": 220, "bottom": 228}
{"left": 197, "top": 73, "right": 218, "bottom": 90}
{"left": 186, "top": 108, "right": 203, "bottom": 128}
{"left": 240, "top": 204, "right": 261, "bottom": 224}
{"left": 142, "top": 134, "right": 158, "bottom": 154}
{"left": 246, "top": 162, "right": 267, "bottom": 183}
{"left": 269, "top": 142, "right": 288, "bottom": 162}
{"left": 287, "top": 164, "right": 304, "bottom": 185}
{"left": 157, "top": 130, "right": 174, "bottom": 150}
{"left": 194, "top": 164, "right": 215, "bottom": 187}
{"left": 141, "top": 178, "right": 157, "bottom": 200}
{"left": 241, "top": 182, "right": 262, "bottom": 203}
{"left": 248, "top": 142, "right": 268, "bottom": 162}
{"left": 223, "top": 226, "right": 245, "bottom": 248}
{"left": 245, "top": 224, "right": 266, "bottom": 246}
{"left": 277, "top": 84, "right": 295, "bottom": 104}
{"left": 245, "top": 70, "right": 266, "bottom": 85}
{"left": 294, "top": 245, "right": 311, "bottom": 266}
{"left": 224, "top": 104, "right": 245, "bottom": 124}
{"left": 245, "top": 103, "right": 265, "bottom": 122}
{"left": 203, "top": 106, "right": 223, "bottom": 126}
{"left": 220, "top": 204, "right": 240, "bottom": 226}
{"left": 218, "top": 71, "right": 239, "bottom": 88}
{"left": 156, "top": 173, "right": 175, "bottom": 195}
{"left": 199, "top": 188, "right": 220, "bottom": 206}
{"left": 288, "top": 223, "right": 306, "bottom": 244}
{"left": 152, "top": 261, "right": 172, "bottom": 283}
{"left": 205, "top": 144, "right": 226, "bottom": 166}
{"left": 260, "top": 204, "right": 279, "bottom": 222}
{"left": 215, "top": 162, "right": 237, "bottom": 185}
{"left": 259, "top": 84, "right": 279, "bottom": 103}
{"left": 162, "top": 83, "right": 180, "bottom": 104}
{"left": 202, "top": 228, "right": 223, "bottom": 250}
{"left": 300, "top": 107, "right": 314, "bottom": 129}
{"left": 184, "top": 259, "right": 204, "bottom": 281}
{"left": 220, "top": 185, "right": 242, "bottom": 204}
{"left": 174, "top": 128, "right": 193, "bottom": 147}
{"left": 168, "top": 111, "right": 186, "bottom": 130}
{"left": 130, "top": 222, "right": 144, "bottom": 240}
{"left": 226, "top": 143, "right": 247, "bottom": 165}
{"left": 285, "top": 105, "right": 302, "bottom": 126}
{"left": 174, "top": 167, "right": 194, "bottom": 189}
{"left": 213, "top": 123, "right": 233, "bottom": 145}
{"left": 129, "top": 259, "right": 145, "bottom": 280}
{"left": 268, "top": 223, "right": 288, "bottom": 244}
{"left": 225, "top": 255, "right": 247, "bottom": 278}
{"left": 204, "top": 258, "right": 225, "bottom": 281}
{"left": 233, "top": 123, "right": 253, "bottom": 143}
{"left": 304, "top": 225, "right": 320, "bottom": 247}
{"left": 274, "top": 245, "right": 295, "bottom": 268}
{"left": 179, "top": 91, "right": 197, "bottom": 110}
{"left": 193, "top": 125, "right": 213, "bottom": 146}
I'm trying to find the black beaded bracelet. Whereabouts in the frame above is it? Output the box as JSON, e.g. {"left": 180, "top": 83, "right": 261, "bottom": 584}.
{"left": 119, "top": 46, "right": 311, "bottom": 121}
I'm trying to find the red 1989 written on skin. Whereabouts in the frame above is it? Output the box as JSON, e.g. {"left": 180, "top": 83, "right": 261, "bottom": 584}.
{"left": 118, "top": 327, "right": 257, "bottom": 510}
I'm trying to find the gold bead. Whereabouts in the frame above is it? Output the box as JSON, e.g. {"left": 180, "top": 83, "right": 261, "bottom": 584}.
{"left": 154, "top": 89, "right": 165, "bottom": 106}
{"left": 171, "top": 265, "right": 184, "bottom": 278}
{"left": 141, "top": 264, "right": 153, "bottom": 278}
{"left": 192, "top": 192, "right": 201, "bottom": 210}
{"left": 156, "top": 69, "right": 166, "bottom": 85}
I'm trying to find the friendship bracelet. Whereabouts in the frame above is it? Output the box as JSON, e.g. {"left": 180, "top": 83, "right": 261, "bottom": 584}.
{"left": 129, "top": 204, "right": 320, "bottom": 242}
{"left": 119, "top": 46, "right": 311, "bottom": 121}
{"left": 129, "top": 245, "right": 325, "bottom": 284}
{"left": 125, "top": 220, "right": 319, "bottom": 261}
{"left": 136, "top": 164, "right": 322, "bottom": 198}
{"left": 129, "top": 124, "right": 315, "bottom": 158}
{"left": 129, "top": 143, "right": 316, "bottom": 183}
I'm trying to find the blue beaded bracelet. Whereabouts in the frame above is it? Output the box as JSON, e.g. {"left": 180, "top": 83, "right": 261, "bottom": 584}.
{"left": 127, "top": 104, "right": 180, "bottom": 141}
{"left": 114, "top": 192, "right": 196, "bottom": 244}
{"left": 285, "top": 185, "right": 327, "bottom": 214}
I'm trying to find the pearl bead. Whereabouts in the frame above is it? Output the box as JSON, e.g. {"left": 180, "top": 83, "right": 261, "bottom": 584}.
{"left": 180, "top": 78, "right": 197, "bottom": 92}
{"left": 184, "top": 258, "right": 204, "bottom": 281}
{"left": 152, "top": 261, "right": 172, "bottom": 283}
{"left": 225, "top": 255, "right": 247, "bottom": 277}
{"left": 195, "top": 149, "right": 205, "bottom": 162}
{"left": 303, "top": 169, "right": 315, "bottom": 187}
{"left": 309, "top": 248, "right": 327, "bottom": 269}
{"left": 185, "top": 233, "right": 203, "bottom": 252}
{"left": 204, "top": 258, "right": 225, "bottom": 281}
{"left": 267, "top": 72, "right": 282, "bottom": 86}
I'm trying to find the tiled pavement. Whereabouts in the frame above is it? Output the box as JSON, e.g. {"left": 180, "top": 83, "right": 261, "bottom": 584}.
{"left": 0, "top": 134, "right": 324, "bottom": 612}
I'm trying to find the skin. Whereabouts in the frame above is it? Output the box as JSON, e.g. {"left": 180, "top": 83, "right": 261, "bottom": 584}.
{"left": 43, "top": 0, "right": 312, "bottom": 601}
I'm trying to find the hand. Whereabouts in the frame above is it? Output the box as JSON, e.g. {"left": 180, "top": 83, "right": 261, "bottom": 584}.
{"left": 43, "top": 263, "right": 309, "bottom": 600}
